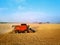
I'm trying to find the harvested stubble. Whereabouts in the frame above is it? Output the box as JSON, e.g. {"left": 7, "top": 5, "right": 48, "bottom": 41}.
{"left": 0, "top": 24, "right": 60, "bottom": 45}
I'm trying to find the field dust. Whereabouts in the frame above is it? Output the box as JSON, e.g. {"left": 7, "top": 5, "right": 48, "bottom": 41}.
{"left": 0, "top": 23, "right": 60, "bottom": 45}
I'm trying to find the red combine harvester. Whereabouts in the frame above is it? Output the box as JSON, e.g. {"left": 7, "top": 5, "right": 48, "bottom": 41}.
{"left": 12, "top": 24, "right": 35, "bottom": 33}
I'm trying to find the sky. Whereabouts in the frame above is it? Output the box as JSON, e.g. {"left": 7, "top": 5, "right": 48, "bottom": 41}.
{"left": 0, "top": 0, "right": 60, "bottom": 23}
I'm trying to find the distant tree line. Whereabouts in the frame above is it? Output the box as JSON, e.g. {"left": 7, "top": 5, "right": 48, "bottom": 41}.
{"left": 0, "top": 22, "right": 8, "bottom": 24}
{"left": 34, "top": 22, "right": 50, "bottom": 24}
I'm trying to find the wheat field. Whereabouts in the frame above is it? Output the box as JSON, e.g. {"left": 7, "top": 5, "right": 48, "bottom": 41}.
{"left": 0, "top": 23, "right": 60, "bottom": 45}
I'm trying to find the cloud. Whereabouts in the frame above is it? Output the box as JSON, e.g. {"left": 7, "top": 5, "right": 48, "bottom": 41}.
{"left": 15, "top": 0, "right": 26, "bottom": 2}
{"left": 0, "top": 8, "right": 8, "bottom": 13}
{"left": 0, "top": 8, "right": 8, "bottom": 10}
{"left": 17, "top": 6, "right": 33, "bottom": 11}
{"left": 12, "top": 0, "right": 27, "bottom": 3}
{"left": 1, "top": 10, "right": 58, "bottom": 23}
{"left": 1, "top": 11, "right": 47, "bottom": 22}
{"left": 18, "top": 6, "right": 25, "bottom": 10}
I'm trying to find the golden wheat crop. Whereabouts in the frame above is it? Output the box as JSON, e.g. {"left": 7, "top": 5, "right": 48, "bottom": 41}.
{"left": 0, "top": 23, "right": 60, "bottom": 45}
